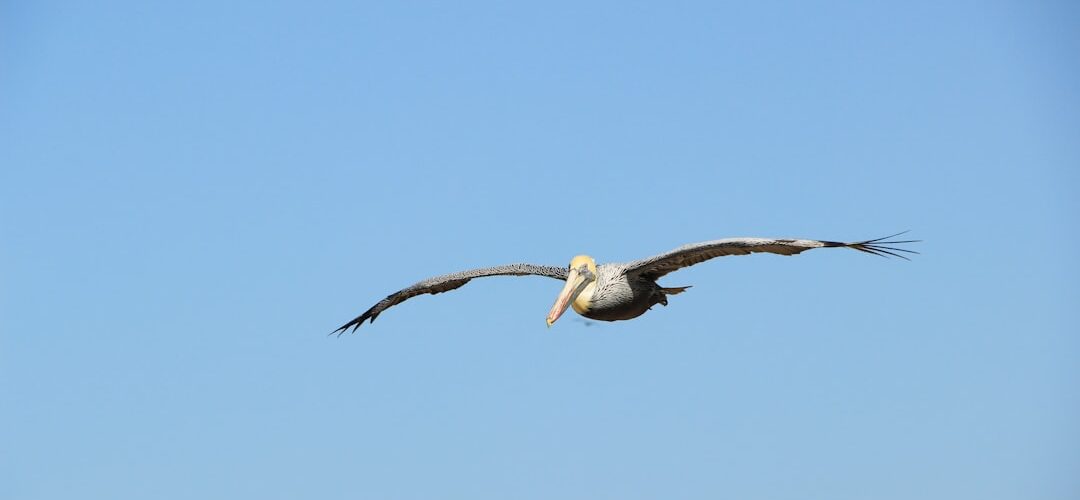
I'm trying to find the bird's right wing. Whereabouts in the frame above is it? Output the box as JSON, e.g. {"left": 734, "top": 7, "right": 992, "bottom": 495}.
{"left": 333, "top": 263, "right": 568, "bottom": 334}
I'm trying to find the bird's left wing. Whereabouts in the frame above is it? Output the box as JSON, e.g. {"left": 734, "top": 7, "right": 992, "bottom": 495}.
{"left": 624, "top": 233, "right": 918, "bottom": 281}
{"left": 333, "top": 263, "right": 568, "bottom": 334}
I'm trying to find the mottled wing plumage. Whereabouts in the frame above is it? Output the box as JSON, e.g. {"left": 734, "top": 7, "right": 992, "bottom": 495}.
{"left": 333, "top": 264, "right": 569, "bottom": 334}
{"left": 625, "top": 233, "right": 918, "bottom": 280}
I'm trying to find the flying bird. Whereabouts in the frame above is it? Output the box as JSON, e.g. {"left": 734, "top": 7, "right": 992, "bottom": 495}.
{"left": 333, "top": 232, "right": 917, "bottom": 334}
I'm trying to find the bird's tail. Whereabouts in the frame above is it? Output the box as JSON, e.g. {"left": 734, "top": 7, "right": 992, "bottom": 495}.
{"left": 661, "top": 286, "right": 691, "bottom": 295}
{"left": 656, "top": 286, "right": 691, "bottom": 307}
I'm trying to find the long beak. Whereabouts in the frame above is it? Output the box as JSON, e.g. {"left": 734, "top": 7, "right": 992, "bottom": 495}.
{"left": 546, "top": 268, "right": 588, "bottom": 327}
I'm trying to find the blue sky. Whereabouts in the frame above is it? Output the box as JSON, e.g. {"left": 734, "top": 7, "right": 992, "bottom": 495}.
{"left": 2, "top": 1, "right": 1077, "bottom": 499}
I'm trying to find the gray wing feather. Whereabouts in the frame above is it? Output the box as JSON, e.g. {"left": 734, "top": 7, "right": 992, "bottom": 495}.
{"left": 334, "top": 263, "right": 568, "bottom": 334}
{"left": 624, "top": 233, "right": 918, "bottom": 281}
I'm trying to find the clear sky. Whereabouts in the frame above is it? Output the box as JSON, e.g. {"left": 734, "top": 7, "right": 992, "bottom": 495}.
{"left": 2, "top": 1, "right": 1077, "bottom": 499}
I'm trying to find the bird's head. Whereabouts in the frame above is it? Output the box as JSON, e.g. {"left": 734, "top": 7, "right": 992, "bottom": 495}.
{"left": 546, "top": 255, "right": 598, "bottom": 327}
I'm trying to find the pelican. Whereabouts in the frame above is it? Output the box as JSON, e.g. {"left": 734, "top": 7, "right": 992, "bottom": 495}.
{"left": 333, "top": 232, "right": 917, "bottom": 334}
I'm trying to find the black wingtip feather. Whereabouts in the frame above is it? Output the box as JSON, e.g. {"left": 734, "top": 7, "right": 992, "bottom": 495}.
{"left": 331, "top": 301, "right": 388, "bottom": 336}
{"left": 847, "top": 231, "right": 920, "bottom": 261}
{"left": 330, "top": 313, "right": 372, "bottom": 337}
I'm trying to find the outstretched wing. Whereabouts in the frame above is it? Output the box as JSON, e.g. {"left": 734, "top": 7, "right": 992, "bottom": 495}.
{"left": 624, "top": 232, "right": 918, "bottom": 281}
{"left": 333, "top": 263, "right": 569, "bottom": 334}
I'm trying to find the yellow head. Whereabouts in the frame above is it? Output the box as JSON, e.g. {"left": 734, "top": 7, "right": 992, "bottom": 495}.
{"left": 568, "top": 255, "right": 598, "bottom": 278}
{"left": 546, "top": 255, "right": 598, "bottom": 327}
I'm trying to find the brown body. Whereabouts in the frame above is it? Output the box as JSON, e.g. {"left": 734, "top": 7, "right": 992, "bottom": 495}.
{"left": 569, "top": 264, "right": 688, "bottom": 322}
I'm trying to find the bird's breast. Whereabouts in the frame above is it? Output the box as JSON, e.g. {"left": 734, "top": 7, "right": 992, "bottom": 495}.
{"left": 571, "top": 282, "right": 596, "bottom": 315}
{"left": 577, "top": 274, "right": 658, "bottom": 321}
